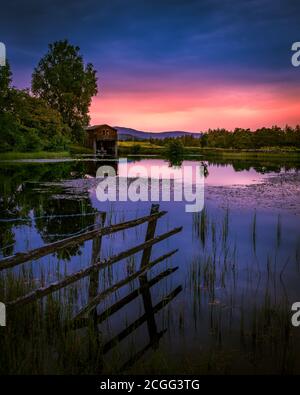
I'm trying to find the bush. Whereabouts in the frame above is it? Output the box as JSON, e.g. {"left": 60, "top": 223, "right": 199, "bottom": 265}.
{"left": 0, "top": 113, "right": 25, "bottom": 152}
{"left": 165, "top": 139, "right": 184, "bottom": 157}
{"left": 131, "top": 144, "right": 141, "bottom": 154}
{"left": 164, "top": 139, "right": 184, "bottom": 166}
{"left": 0, "top": 89, "right": 70, "bottom": 152}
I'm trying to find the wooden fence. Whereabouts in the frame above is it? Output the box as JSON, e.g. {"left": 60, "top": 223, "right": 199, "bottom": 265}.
{"left": 0, "top": 204, "right": 183, "bottom": 371}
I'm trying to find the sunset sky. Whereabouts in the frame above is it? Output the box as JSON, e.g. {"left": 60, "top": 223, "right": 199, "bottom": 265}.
{"left": 1, "top": 0, "right": 300, "bottom": 132}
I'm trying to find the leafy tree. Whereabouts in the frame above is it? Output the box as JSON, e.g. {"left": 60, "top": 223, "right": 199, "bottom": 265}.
{"left": 199, "top": 126, "right": 300, "bottom": 150}
{"left": 0, "top": 61, "right": 13, "bottom": 112}
{"left": 0, "top": 86, "right": 70, "bottom": 152}
{"left": 232, "top": 128, "right": 253, "bottom": 149}
{"left": 32, "top": 40, "right": 98, "bottom": 142}
{"left": 131, "top": 143, "right": 141, "bottom": 154}
{"left": 164, "top": 139, "right": 184, "bottom": 166}
{"left": 0, "top": 62, "right": 23, "bottom": 151}
{"left": 12, "top": 89, "right": 70, "bottom": 151}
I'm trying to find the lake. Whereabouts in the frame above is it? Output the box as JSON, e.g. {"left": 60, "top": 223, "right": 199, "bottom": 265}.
{"left": 0, "top": 155, "right": 300, "bottom": 374}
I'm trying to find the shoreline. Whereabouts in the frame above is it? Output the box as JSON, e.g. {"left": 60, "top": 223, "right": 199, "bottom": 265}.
{"left": 206, "top": 172, "right": 300, "bottom": 215}
{"left": 1, "top": 147, "right": 300, "bottom": 161}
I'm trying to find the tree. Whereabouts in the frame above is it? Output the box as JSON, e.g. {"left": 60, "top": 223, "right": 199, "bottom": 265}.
{"left": 0, "top": 89, "right": 70, "bottom": 152}
{"left": 131, "top": 144, "right": 141, "bottom": 154}
{"left": 0, "top": 61, "right": 71, "bottom": 152}
{"left": 0, "top": 61, "right": 13, "bottom": 112}
{"left": 32, "top": 40, "right": 98, "bottom": 142}
{"left": 0, "top": 62, "right": 22, "bottom": 151}
{"left": 13, "top": 90, "right": 70, "bottom": 151}
{"left": 164, "top": 139, "right": 184, "bottom": 166}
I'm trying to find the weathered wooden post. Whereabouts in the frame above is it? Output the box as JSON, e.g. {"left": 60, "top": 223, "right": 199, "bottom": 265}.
{"left": 139, "top": 204, "right": 160, "bottom": 348}
{"left": 88, "top": 211, "right": 106, "bottom": 371}
{"left": 88, "top": 212, "right": 107, "bottom": 306}
{"left": 140, "top": 204, "right": 160, "bottom": 270}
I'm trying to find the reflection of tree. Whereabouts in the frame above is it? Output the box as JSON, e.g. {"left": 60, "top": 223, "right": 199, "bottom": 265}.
{"left": 201, "top": 161, "right": 209, "bottom": 178}
{"left": 34, "top": 195, "right": 96, "bottom": 260}
{"left": 70, "top": 204, "right": 183, "bottom": 373}
{"left": 0, "top": 224, "right": 15, "bottom": 257}
{"left": 161, "top": 154, "right": 300, "bottom": 174}
{"left": 166, "top": 155, "right": 184, "bottom": 167}
{"left": 206, "top": 157, "right": 300, "bottom": 174}
{"left": 0, "top": 161, "right": 96, "bottom": 258}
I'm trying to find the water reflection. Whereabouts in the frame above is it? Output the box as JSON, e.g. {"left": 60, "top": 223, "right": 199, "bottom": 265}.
{"left": 0, "top": 155, "right": 300, "bottom": 373}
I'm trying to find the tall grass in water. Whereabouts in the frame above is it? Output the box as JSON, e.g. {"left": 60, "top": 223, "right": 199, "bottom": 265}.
{"left": 0, "top": 265, "right": 106, "bottom": 374}
{"left": 1, "top": 206, "right": 299, "bottom": 374}
{"left": 193, "top": 207, "right": 208, "bottom": 247}
{"left": 191, "top": 208, "right": 237, "bottom": 304}
{"left": 188, "top": 207, "right": 300, "bottom": 374}
{"left": 222, "top": 208, "right": 229, "bottom": 247}
{"left": 252, "top": 210, "right": 257, "bottom": 253}
{"left": 276, "top": 214, "right": 282, "bottom": 249}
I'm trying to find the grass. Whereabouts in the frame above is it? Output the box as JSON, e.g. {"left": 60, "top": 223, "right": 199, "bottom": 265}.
{"left": 68, "top": 144, "right": 93, "bottom": 154}
{"left": 0, "top": 151, "right": 71, "bottom": 160}
{"left": 118, "top": 141, "right": 163, "bottom": 155}
{"left": 1, "top": 142, "right": 299, "bottom": 160}
{"left": 0, "top": 144, "right": 94, "bottom": 160}
{"left": 1, "top": 206, "right": 300, "bottom": 374}
{"left": 118, "top": 141, "right": 300, "bottom": 159}
{"left": 185, "top": 146, "right": 300, "bottom": 158}
{"left": 118, "top": 141, "right": 161, "bottom": 148}
{"left": 252, "top": 210, "right": 257, "bottom": 253}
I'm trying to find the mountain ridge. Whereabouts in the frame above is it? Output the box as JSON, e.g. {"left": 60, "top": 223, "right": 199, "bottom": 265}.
{"left": 114, "top": 126, "right": 202, "bottom": 140}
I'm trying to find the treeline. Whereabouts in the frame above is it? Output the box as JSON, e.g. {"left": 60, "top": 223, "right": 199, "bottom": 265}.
{"left": 0, "top": 64, "right": 70, "bottom": 152}
{"left": 147, "top": 126, "right": 300, "bottom": 150}
{"left": 149, "top": 134, "right": 201, "bottom": 147}
{"left": 201, "top": 127, "right": 300, "bottom": 149}
{"left": 0, "top": 40, "right": 97, "bottom": 152}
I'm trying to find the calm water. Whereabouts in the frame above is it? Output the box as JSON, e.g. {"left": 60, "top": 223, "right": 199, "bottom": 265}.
{"left": 1, "top": 155, "right": 300, "bottom": 373}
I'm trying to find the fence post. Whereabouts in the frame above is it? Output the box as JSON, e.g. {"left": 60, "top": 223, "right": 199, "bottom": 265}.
{"left": 88, "top": 212, "right": 106, "bottom": 369}
{"left": 140, "top": 204, "right": 160, "bottom": 348}
{"left": 88, "top": 212, "right": 107, "bottom": 302}
{"left": 140, "top": 204, "right": 160, "bottom": 269}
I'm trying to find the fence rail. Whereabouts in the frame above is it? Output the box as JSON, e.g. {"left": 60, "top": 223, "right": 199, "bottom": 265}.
{"left": 3, "top": 204, "right": 183, "bottom": 372}
{"left": 0, "top": 210, "right": 166, "bottom": 271}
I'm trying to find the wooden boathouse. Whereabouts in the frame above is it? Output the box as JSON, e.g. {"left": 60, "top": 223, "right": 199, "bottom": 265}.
{"left": 85, "top": 124, "right": 118, "bottom": 156}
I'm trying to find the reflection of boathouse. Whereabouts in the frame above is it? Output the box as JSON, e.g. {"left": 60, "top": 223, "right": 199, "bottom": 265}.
{"left": 85, "top": 124, "right": 118, "bottom": 156}
{"left": 85, "top": 159, "right": 119, "bottom": 178}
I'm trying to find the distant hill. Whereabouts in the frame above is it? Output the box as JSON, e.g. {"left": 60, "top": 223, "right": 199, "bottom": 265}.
{"left": 114, "top": 127, "right": 202, "bottom": 140}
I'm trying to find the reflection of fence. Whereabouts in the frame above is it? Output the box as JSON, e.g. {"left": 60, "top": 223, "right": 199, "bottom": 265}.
{"left": 1, "top": 204, "right": 182, "bottom": 371}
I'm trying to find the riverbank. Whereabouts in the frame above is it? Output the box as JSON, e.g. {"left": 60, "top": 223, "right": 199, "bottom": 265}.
{"left": 0, "top": 151, "right": 71, "bottom": 160}
{"left": 118, "top": 141, "right": 300, "bottom": 159}
{"left": 0, "top": 145, "right": 93, "bottom": 160}
{"left": 1, "top": 144, "right": 299, "bottom": 161}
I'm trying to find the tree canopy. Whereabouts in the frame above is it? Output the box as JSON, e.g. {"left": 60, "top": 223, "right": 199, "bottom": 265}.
{"left": 0, "top": 62, "right": 13, "bottom": 112}
{"left": 0, "top": 61, "right": 70, "bottom": 152}
{"left": 31, "top": 40, "right": 98, "bottom": 142}
{"left": 149, "top": 127, "right": 300, "bottom": 150}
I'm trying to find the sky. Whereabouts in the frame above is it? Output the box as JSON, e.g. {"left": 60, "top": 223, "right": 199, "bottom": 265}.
{"left": 1, "top": 0, "right": 300, "bottom": 132}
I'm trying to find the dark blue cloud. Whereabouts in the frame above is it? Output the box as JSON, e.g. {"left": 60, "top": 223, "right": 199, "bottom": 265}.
{"left": 1, "top": 0, "right": 299, "bottom": 88}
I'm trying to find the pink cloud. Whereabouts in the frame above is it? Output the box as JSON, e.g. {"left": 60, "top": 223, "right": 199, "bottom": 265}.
{"left": 89, "top": 80, "right": 300, "bottom": 131}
